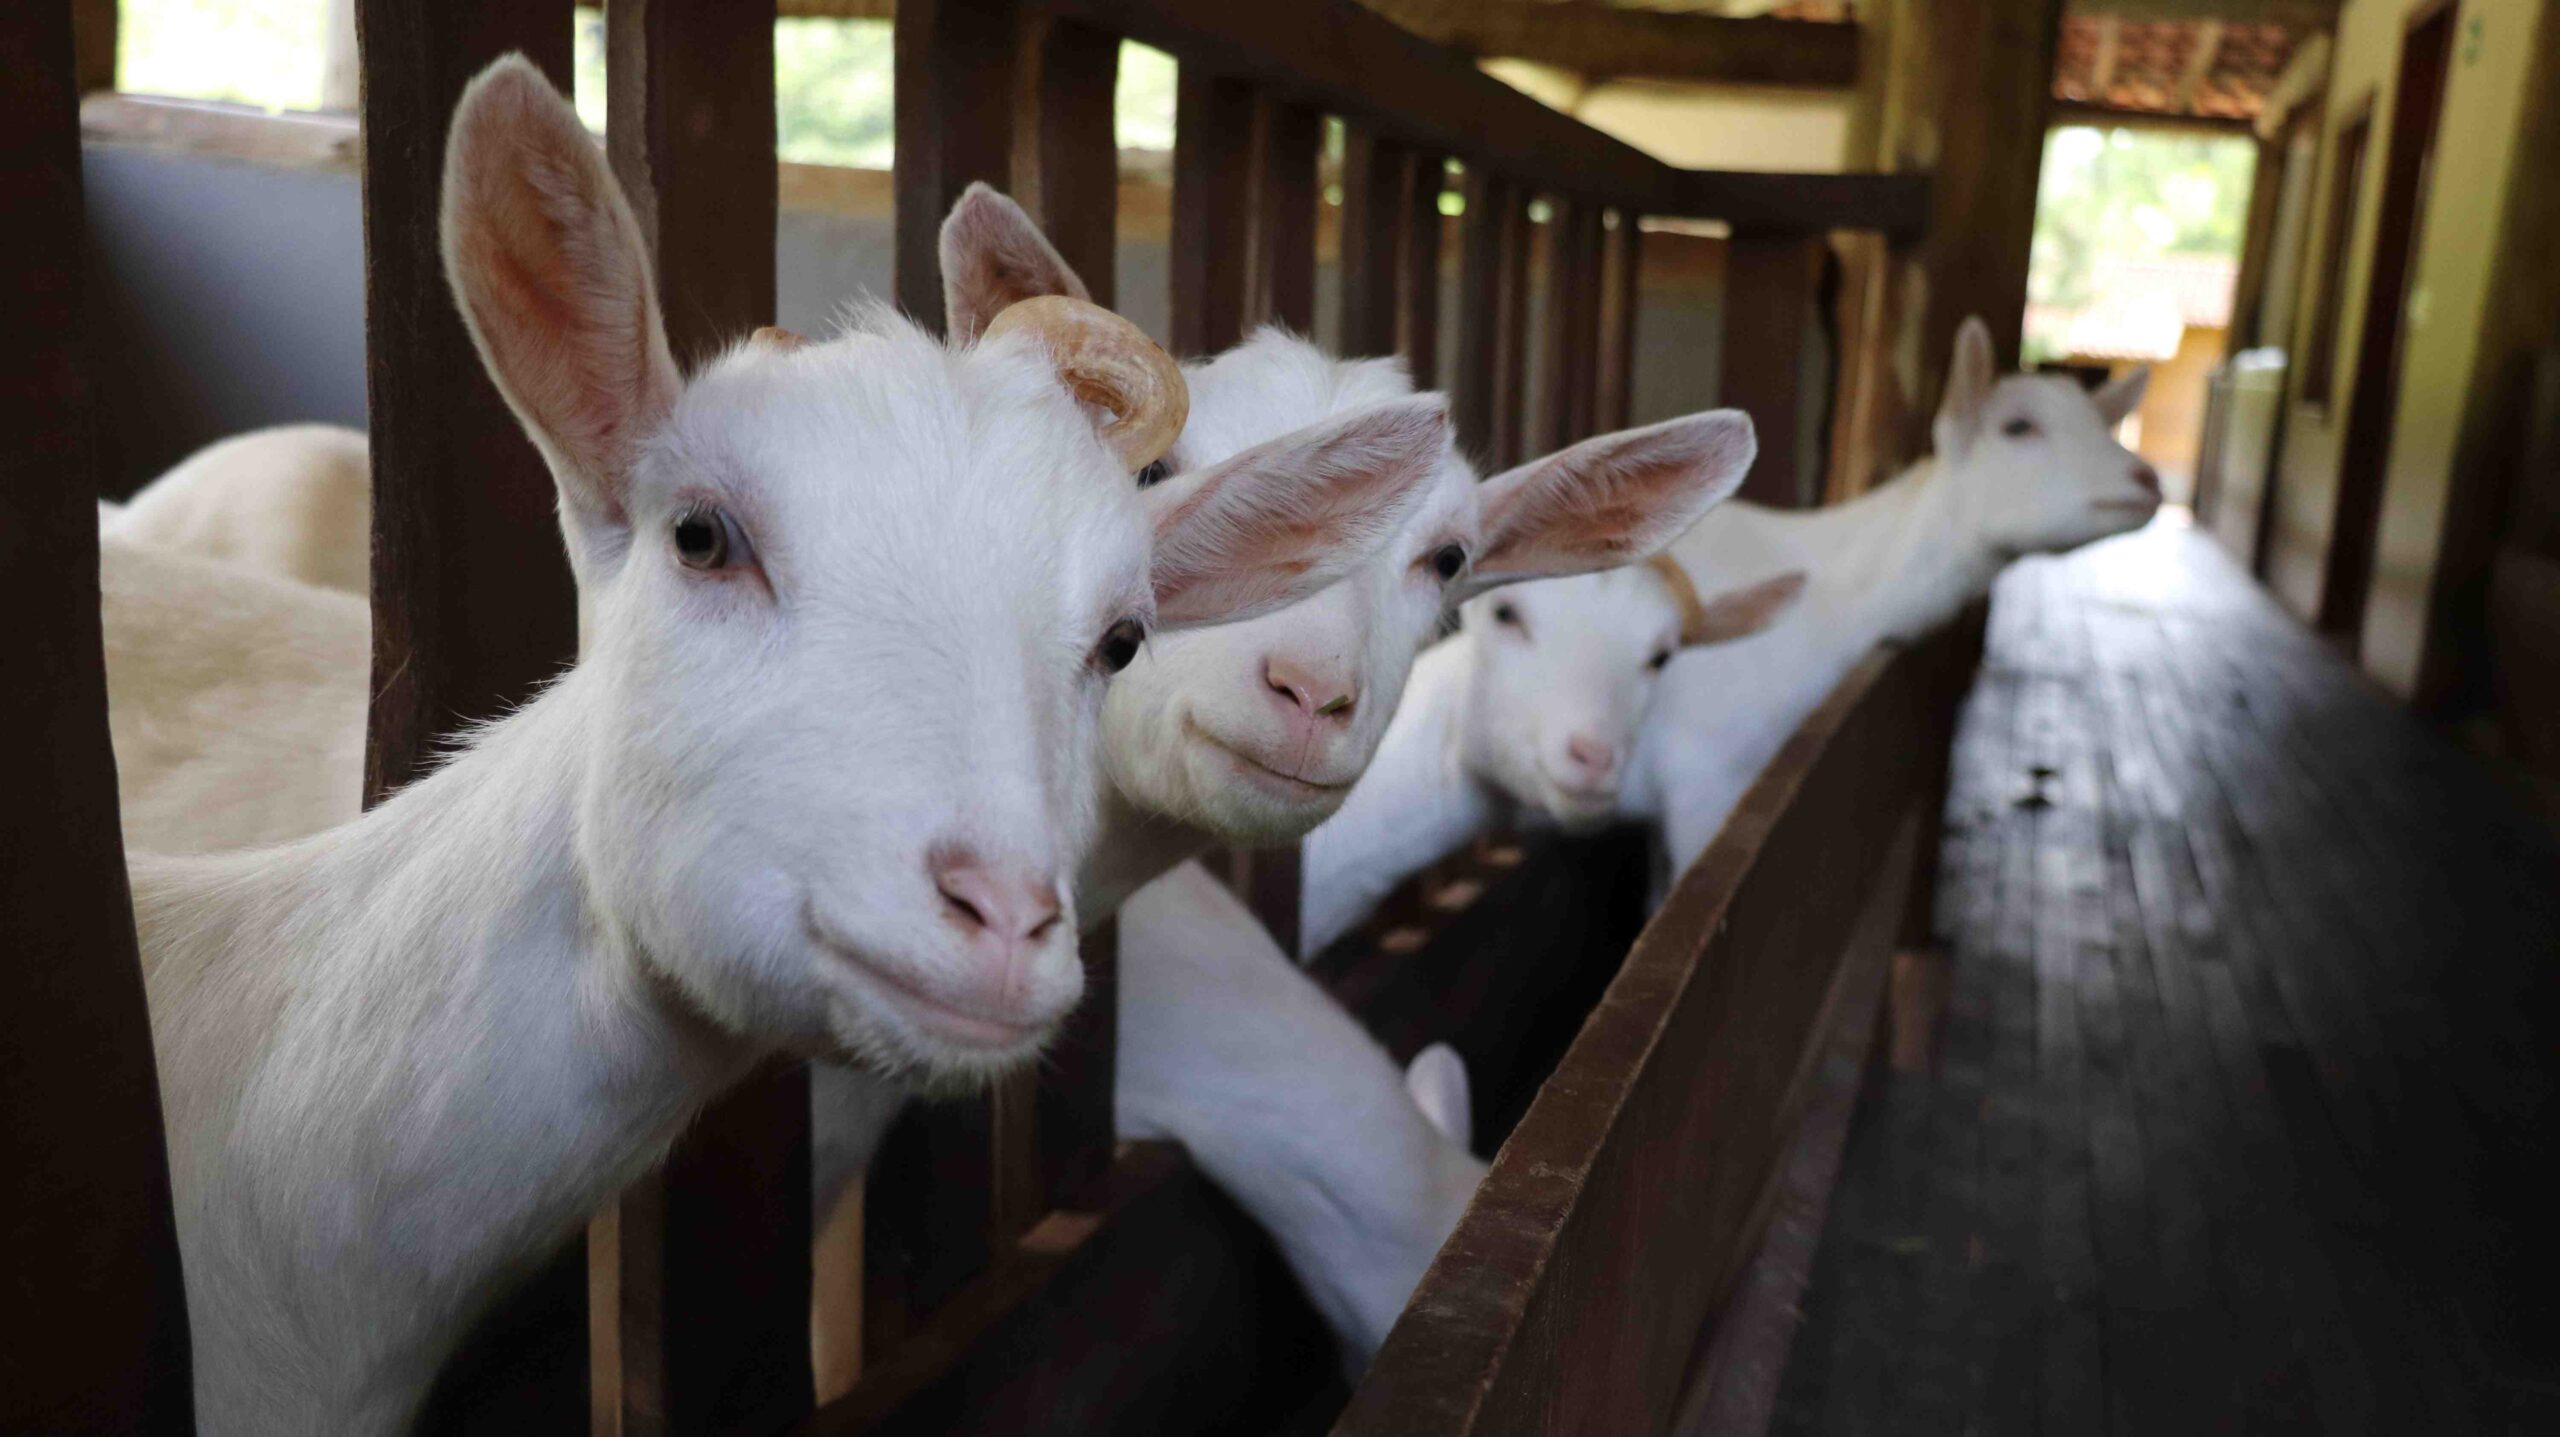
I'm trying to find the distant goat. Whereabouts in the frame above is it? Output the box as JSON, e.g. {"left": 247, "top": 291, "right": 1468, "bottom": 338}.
{"left": 110, "top": 424, "right": 372, "bottom": 594}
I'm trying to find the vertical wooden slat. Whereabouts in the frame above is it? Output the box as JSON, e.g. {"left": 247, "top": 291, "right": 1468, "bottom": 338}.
{"left": 71, "top": 0, "right": 115, "bottom": 92}
{"left": 1490, "top": 187, "right": 1533, "bottom": 470}
{"left": 358, "top": 2, "right": 578, "bottom": 805}
{"left": 1224, "top": 847, "right": 1306, "bottom": 962}
{"left": 1535, "top": 195, "right": 1595, "bottom": 453}
{"left": 1595, "top": 209, "right": 1643, "bottom": 434}
{"left": 1398, "top": 151, "right": 1446, "bottom": 387}
{"left": 895, "top": 0, "right": 1020, "bottom": 332}
{"left": 356, "top": 6, "right": 583, "bottom": 1430}
{"left": 1171, "top": 68, "right": 1253, "bottom": 356}
{"left": 1016, "top": 15, "right": 1119, "bottom": 309}
{"left": 590, "top": 6, "right": 807, "bottom": 1436}
{"left": 0, "top": 7, "right": 194, "bottom": 1431}
{"left": 1453, "top": 170, "right": 1511, "bottom": 460}
{"left": 1337, "top": 127, "right": 1405, "bottom": 360}
{"left": 1247, "top": 96, "right": 1321, "bottom": 334}
{"left": 1569, "top": 203, "right": 1606, "bottom": 442}
{"left": 1035, "top": 919, "right": 1122, "bottom": 1204}
{"left": 865, "top": 0, "right": 1025, "bottom": 1369}
{"left": 1723, "top": 229, "right": 1826, "bottom": 508}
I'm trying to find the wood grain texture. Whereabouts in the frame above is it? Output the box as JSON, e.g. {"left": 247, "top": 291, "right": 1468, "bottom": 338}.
{"left": 1171, "top": 67, "right": 1253, "bottom": 356}
{"left": 1017, "top": 16, "right": 1120, "bottom": 309}
{"left": 1337, "top": 127, "right": 1405, "bottom": 360}
{"left": 0, "top": 6, "right": 195, "bottom": 1429}
{"left": 1246, "top": 96, "right": 1321, "bottom": 334}
{"left": 894, "top": 0, "right": 1019, "bottom": 332}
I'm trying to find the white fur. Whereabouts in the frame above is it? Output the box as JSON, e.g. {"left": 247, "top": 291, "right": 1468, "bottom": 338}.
{"left": 108, "top": 60, "right": 1423, "bottom": 1434}
{"left": 110, "top": 424, "right": 374, "bottom": 593}
{"left": 1112, "top": 862, "right": 1485, "bottom": 1368}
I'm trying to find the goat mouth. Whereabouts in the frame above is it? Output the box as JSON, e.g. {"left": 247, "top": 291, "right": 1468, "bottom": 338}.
{"left": 806, "top": 921, "right": 1046, "bottom": 1052}
{"left": 1184, "top": 720, "right": 1350, "bottom": 799}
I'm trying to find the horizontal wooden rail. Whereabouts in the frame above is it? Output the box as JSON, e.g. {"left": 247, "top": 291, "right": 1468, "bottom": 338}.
{"left": 1033, "top": 0, "right": 1929, "bottom": 234}
{"left": 1336, "top": 613, "right": 1986, "bottom": 1436}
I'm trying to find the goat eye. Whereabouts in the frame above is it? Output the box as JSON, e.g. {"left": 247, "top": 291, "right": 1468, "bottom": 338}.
{"left": 1093, "top": 617, "right": 1147, "bottom": 674}
{"left": 672, "top": 504, "right": 741, "bottom": 571}
{"left": 1491, "top": 602, "right": 1523, "bottom": 630}
{"left": 1648, "top": 650, "right": 1672, "bottom": 671}
{"left": 1428, "top": 542, "right": 1467, "bottom": 582}
{"left": 2001, "top": 417, "right": 2038, "bottom": 438}
{"left": 1135, "top": 459, "right": 1170, "bottom": 489}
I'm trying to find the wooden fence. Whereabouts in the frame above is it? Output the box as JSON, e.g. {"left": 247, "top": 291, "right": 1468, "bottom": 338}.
{"left": 4, "top": 1, "right": 1961, "bottom": 1433}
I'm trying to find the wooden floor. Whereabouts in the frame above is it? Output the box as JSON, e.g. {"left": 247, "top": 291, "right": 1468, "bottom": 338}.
{"left": 1773, "top": 518, "right": 2560, "bottom": 1435}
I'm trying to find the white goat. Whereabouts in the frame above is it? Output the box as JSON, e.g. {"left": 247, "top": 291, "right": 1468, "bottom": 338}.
{"left": 1304, "top": 318, "right": 2159, "bottom": 954}
{"left": 110, "top": 424, "right": 373, "bottom": 594}
{"left": 118, "top": 59, "right": 1425, "bottom": 1435}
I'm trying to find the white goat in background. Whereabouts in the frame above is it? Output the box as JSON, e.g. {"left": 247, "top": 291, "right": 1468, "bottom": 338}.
{"left": 1303, "top": 317, "right": 2158, "bottom": 955}
{"left": 117, "top": 59, "right": 1426, "bottom": 1436}
{"left": 110, "top": 423, "right": 373, "bottom": 594}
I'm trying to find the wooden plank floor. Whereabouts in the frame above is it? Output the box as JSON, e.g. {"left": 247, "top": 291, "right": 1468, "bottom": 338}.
{"left": 1772, "top": 518, "right": 2560, "bottom": 1435}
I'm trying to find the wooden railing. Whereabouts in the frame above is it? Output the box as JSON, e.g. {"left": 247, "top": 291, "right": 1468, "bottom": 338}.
{"left": 4, "top": 1, "right": 1952, "bottom": 1433}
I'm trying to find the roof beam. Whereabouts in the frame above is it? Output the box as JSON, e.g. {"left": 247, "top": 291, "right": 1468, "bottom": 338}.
{"left": 2064, "top": 0, "right": 2337, "bottom": 25}
{"left": 1356, "top": 0, "right": 1860, "bottom": 89}
{"left": 2173, "top": 18, "right": 2224, "bottom": 111}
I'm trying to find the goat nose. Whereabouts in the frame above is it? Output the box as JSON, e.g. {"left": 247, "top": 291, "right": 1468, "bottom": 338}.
{"left": 1264, "top": 655, "right": 1356, "bottom": 723}
{"left": 2130, "top": 461, "right": 2161, "bottom": 495}
{"left": 930, "top": 847, "right": 1064, "bottom": 947}
{"left": 1565, "top": 734, "right": 1617, "bottom": 780}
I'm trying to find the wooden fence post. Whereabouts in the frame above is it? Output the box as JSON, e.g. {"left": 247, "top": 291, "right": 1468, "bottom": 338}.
{"left": 0, "top": 5, "right": 194, "bottom": 1429}
{"left": 1724, "top": 228, "right": 1827, "bottom": 508}
{"left": 1247, "top": 97, "right": 1321, "bottom": 334}
{"left": 1171, "top": 68, "right": 1253, "bottom": 355}
{"left": 1595, "top": 209, "right": 1644, "bottom": 434}
{"left": 1398, "top": 151, "right": 1446, "bottom": 387}
{"left": 590, "top": 5, "right": 809, "bottom": 1434}
{"left": 1017, "top": 16, "right": 1120, "bottom": 309}
{"left": 1537, "top": 195, "right": 1602, "bottom": 452}
{"left": 1338, "top": 128, "right": 1405, "bottom": 360}
{"left": 895, "top": 0, "right": 1021, "bottom": 331}
{"left": 355, "top": 4, "right": 585, "bottom": 1430}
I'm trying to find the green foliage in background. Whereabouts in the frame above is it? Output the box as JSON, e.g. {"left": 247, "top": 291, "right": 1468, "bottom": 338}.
{"left": 2026, "top": 126, "right": 2257, "bottom": 362}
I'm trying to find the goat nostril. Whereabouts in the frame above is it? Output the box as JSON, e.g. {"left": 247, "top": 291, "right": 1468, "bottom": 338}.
{"left": 1317, "top": 691, "right": 1354, "bottom": 720}
{"left": 2131, "top": 463, "right": 2161, "bottom": 494}
{"left": 937, "top": 880, "right": 991, "bottom": 932}
{"left": 1565, "top": 735, "right": 1615, "bottom": 777}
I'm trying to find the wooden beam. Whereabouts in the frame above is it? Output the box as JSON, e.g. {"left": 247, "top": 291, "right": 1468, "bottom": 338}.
{"left": 593, "top": 5, "right": 809, "bottom": 1434}
{"left": 1245, "top": 97, "right": 1321, "bottom": 333}
{"left": 1170, "top": 68, "right": 1254, "bottom": 355}
{"left": 1399, "top": 151, "right": 1447, "bottom": 388}
{"left": 1016, "top": 16, "right": 1120, "bottom": 308}
{"left": 1723, "top": 229, "right": 1827, "bottom": 508}
{"left": 1595, "top": 211, "right": 1642, "bottom": 434}
{"left": 2173, "top": 19, "right": 2225, "bottom": 113}
{"left": 0, "top": 5, "right": 195, "bottom": 1430}
{"left": 71, "top": 0, "right": 115, "bottom": 92}
{"left": 2254, "top": 31, "right": 2331, "bottom": 139}
{"left": 1338, "top": 128, "right": 1406, "bottom": 359}
{"left": 1452, "top": 171, "right": 1513, "bottom": 461}
{"left": 1358, "top": 0, "right": 1860, "bottom": 89}
{"left": 893, "top": 0, "right": 1019, "bottom": 332}
{"left": 2051, "top": 100, "right": 2254, "bottom": 135}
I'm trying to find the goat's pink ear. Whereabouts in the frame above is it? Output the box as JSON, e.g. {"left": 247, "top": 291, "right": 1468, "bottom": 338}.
{"left": 940, "top": 184, "right": 1092, "bottom": 345}
{"left": 1459, "top": 410, "right": 1755, "bottom": 600}
{"left": 1681, "top": 569, "right": 1807, "bottom": 647}
{"left": 1933, "top": 316, "right": 1998, "bottom": 454}
{"left": 441, "top": 55, "right": 676, "bottom": 529}
{"left": 2092, "top": 365, "right": 2149, "bottom": 427}
{"left": 1144, "top": 396, "right": 1446, "bottom": 630}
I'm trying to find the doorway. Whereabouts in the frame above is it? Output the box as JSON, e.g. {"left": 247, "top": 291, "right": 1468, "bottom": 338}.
{"left": 2318, "top": 3, "right": 2457, "bottom": 646}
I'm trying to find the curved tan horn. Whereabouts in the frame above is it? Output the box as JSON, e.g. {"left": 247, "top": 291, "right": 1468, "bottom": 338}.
{"left": 752, "top": 325, "right": 809, "bottom": 351}
{"left": 982, "top": 295, "right": 1189, "bottom": 472}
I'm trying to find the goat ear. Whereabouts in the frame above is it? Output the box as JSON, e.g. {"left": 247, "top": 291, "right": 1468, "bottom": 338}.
{"left": 1456, "top": 410, "right": 1755, "bottom": 602}
{"left": 2092, "top": 365, "right": 2149, "bottom": 427}
{"left": 1143, "top": 396, "right": 1445, "bottom": 630}
{"left": 1405, "top": 1043, "right": 1473, "bottom": 1149}
{"left": 1933, "top": 316, "right": 1998, "bottom": 455}
{"left": 940, "top": 183, "right": 1092, "bottom": 345}
{"left": 1681, "top": 569, "right": 1807, "bottom": 648}
{"left": 442, "top": 54, "right": 675, "bottom": 534}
